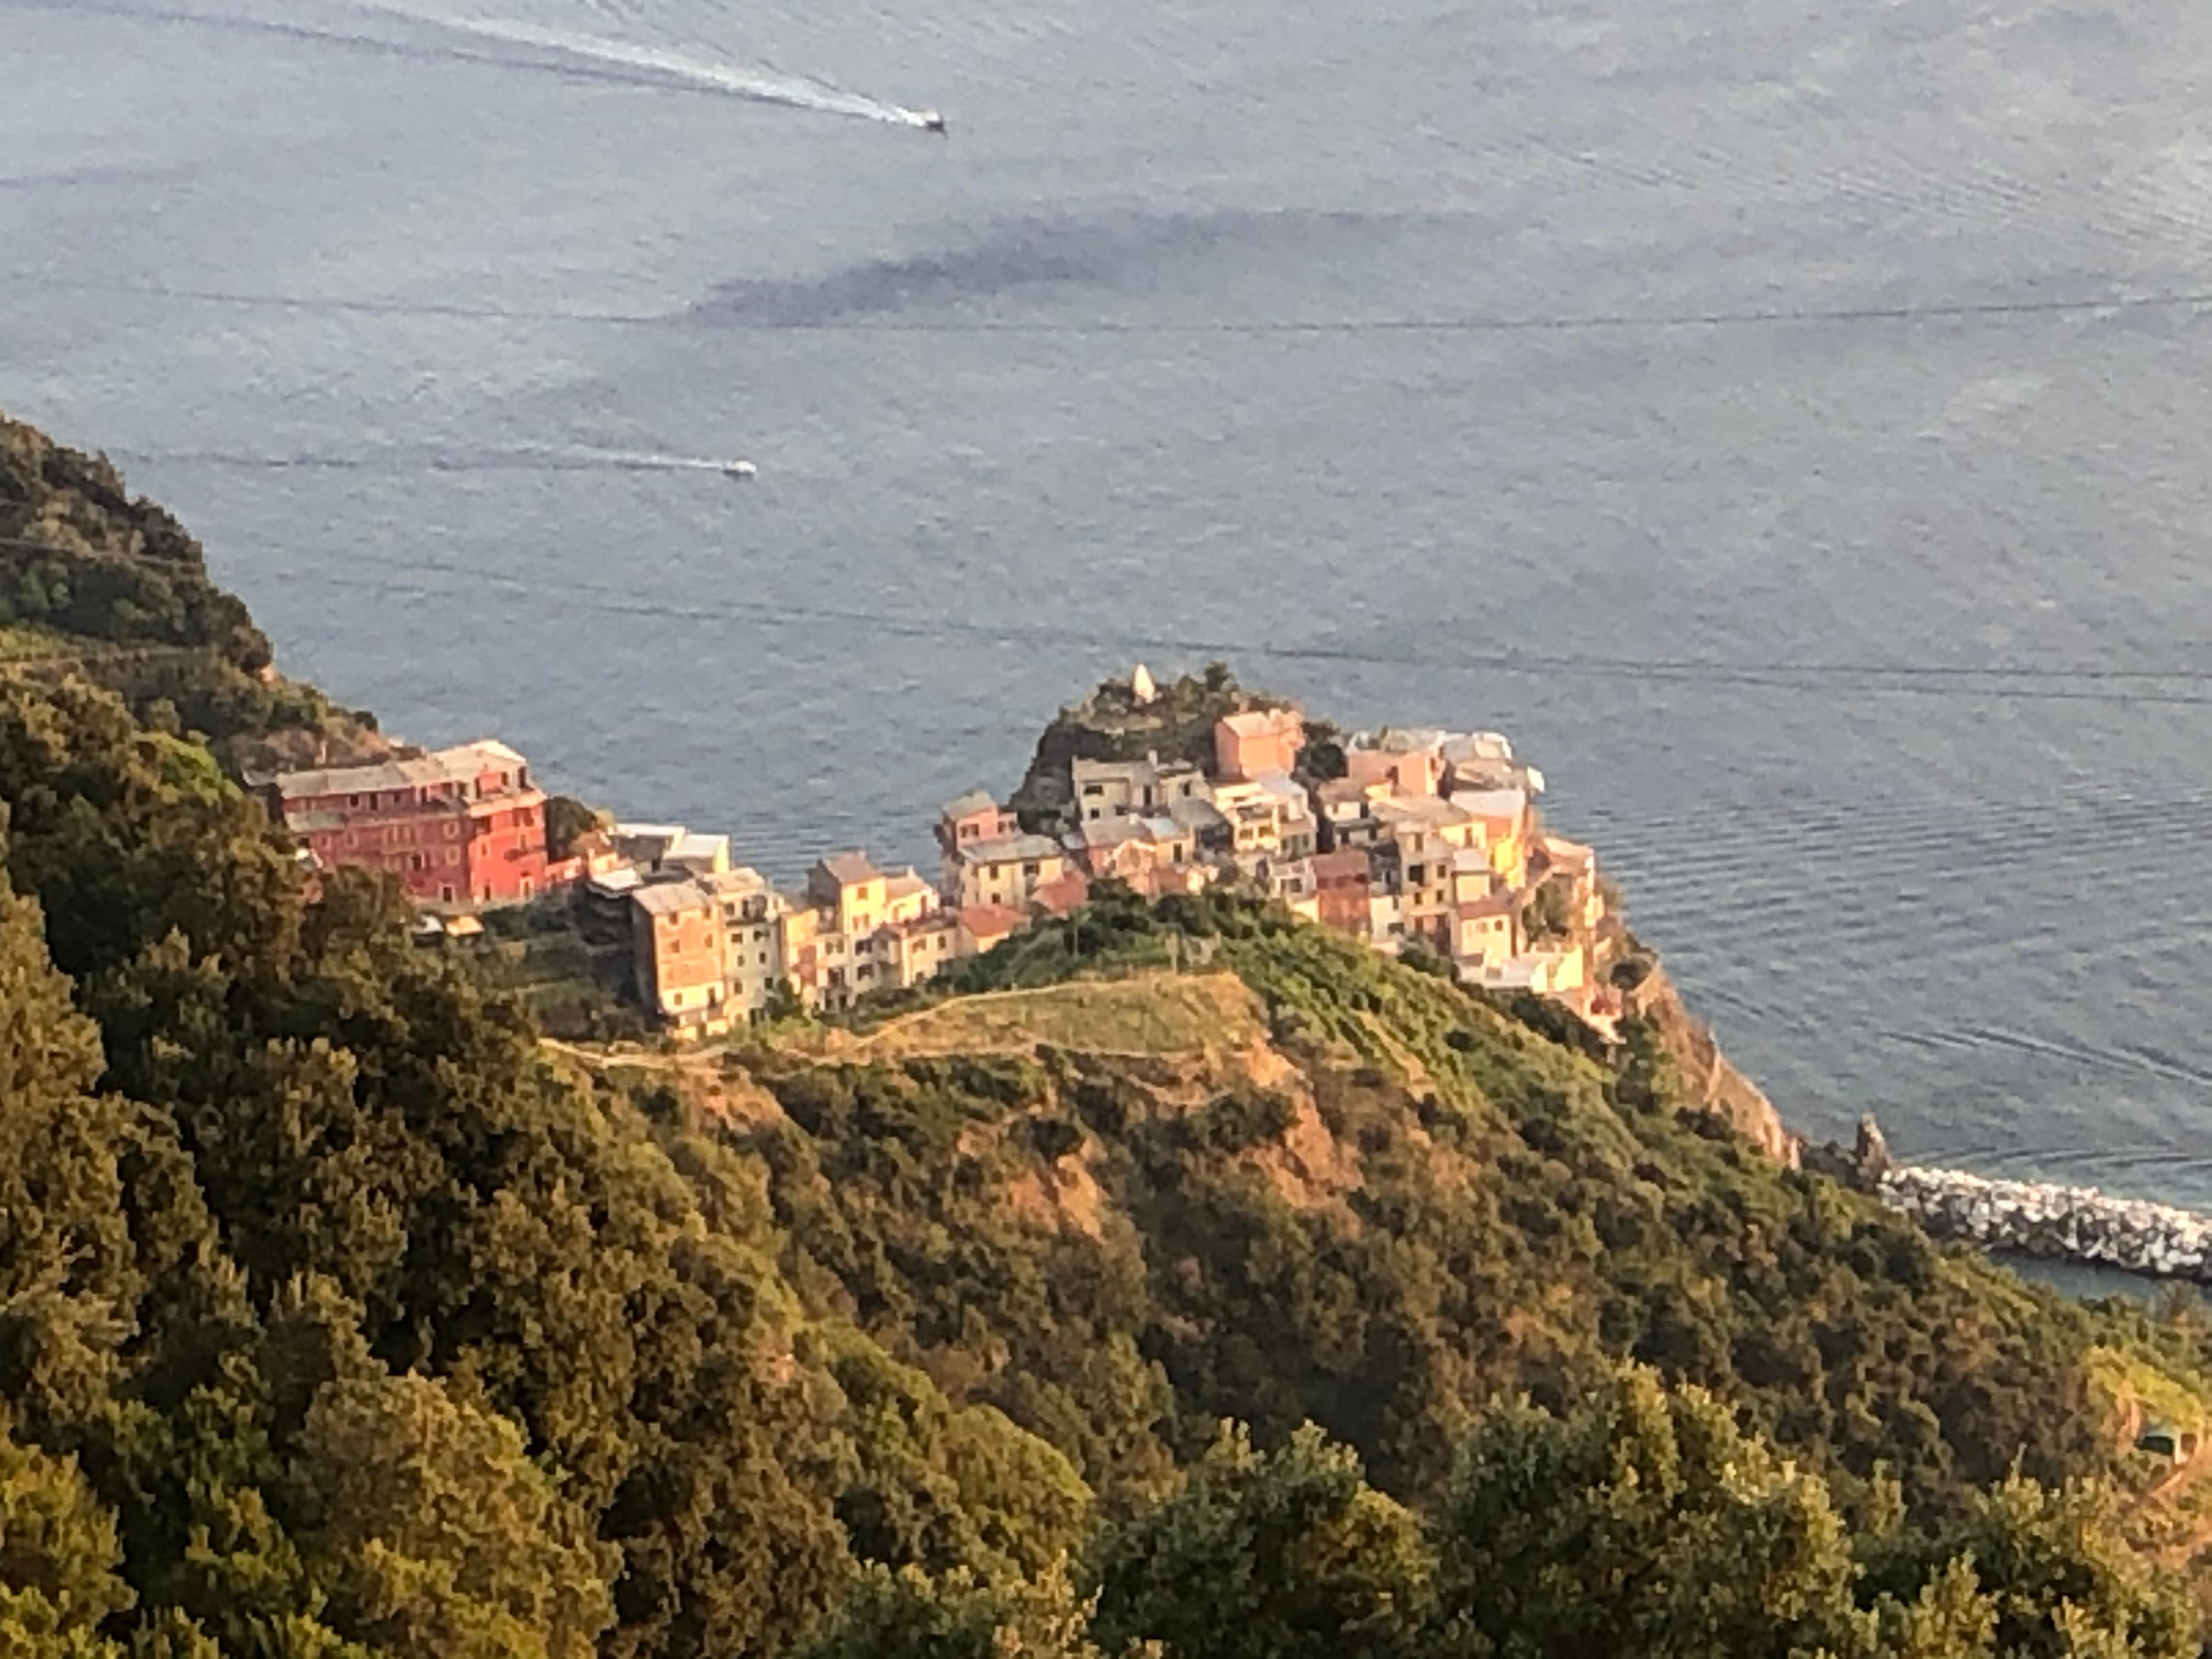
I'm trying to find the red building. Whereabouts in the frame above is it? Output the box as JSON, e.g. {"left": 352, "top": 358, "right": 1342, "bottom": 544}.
{"left": 262, "top": 740, "right": 550, "bottom": 909}
{"left": 1309, "top": 848, "right": 1373, "bottom": 938}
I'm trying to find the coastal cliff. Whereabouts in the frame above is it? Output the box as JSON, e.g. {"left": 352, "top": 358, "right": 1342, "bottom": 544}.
{"left": 1010, "top": 662, "right": 1796, "bottom": 1165}
{"left": 1626, "top": 963, "right": 1797, "bottom": 1164}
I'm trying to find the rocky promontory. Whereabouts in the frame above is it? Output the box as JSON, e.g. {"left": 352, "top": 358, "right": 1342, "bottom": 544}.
{"left": 1622, "top": 962, "right": 1796, "bottom": 1165}
{"left": 1008, "top": 664, "right": 1302, "bottom": 832}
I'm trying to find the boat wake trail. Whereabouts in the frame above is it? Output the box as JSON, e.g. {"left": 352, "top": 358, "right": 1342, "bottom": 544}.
{"left": 125, "top": 444, "right": 751, "bottom": 475}
{"left": 359, "top": 2, "right": 935, "bottom": 126}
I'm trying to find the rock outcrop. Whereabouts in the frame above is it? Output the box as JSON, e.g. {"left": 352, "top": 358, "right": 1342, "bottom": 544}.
{"left": 1009, "top": 666, "right": 1294, "bottom": 832}
{"left": 1625, "top": 963, "right": 1796, "bottom": 1165}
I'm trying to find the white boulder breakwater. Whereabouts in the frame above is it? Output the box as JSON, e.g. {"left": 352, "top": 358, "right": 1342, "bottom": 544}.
{"left": 1878, "top": 1166, "right": 2212, "bottom": 1279}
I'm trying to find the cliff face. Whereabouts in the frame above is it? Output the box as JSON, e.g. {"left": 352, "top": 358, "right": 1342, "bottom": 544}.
{"left": 1628, "top": 963, "right": 1796, "bottom": 1164}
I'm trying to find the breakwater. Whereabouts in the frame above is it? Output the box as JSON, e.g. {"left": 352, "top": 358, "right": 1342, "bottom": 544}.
{"left": 1877, "top": 1165, "right": 2212, "bottom": 1281}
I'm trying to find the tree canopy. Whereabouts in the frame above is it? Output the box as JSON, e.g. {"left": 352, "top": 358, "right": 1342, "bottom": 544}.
{"left": 2, "top": 414, "right": 2210, "bottom": 1656}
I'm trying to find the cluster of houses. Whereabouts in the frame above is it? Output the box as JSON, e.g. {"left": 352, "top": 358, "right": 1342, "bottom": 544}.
{"left": 250, "top": 671, "right": 1622, "bottom": 1041}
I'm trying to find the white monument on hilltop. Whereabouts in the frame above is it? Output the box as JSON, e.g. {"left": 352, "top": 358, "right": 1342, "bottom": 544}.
{"left": 1130, "top": 663, "right": 1157, "bottom": 704}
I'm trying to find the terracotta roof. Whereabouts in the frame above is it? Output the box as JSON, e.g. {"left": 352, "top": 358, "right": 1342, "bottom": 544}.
{"left": 941, "top": 790, "right": 998, "bottom": 819}
{"left": 958, "top": 903, "right": 1026, "bottom": 940}
{"left": 1031, "top": 870, "right": 1092, "bottom": 915}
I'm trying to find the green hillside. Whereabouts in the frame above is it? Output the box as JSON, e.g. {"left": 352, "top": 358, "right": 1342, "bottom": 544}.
{"left": 3, "top": 414, "right": 2212, "bottom": 1657}
{"left": 0, "top": 413, "right": 384, "bottom": 769}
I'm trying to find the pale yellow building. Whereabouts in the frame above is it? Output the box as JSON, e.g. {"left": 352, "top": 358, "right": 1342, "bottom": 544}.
{"left": 785, "top": 853, "right": 950, "bottom": 1011}
{"left": 1070, "top": 753, "right": 1210, "bottom": 823}
{"left": 1448, "top": 889, "right": 1519, "bottom": 973}
{"left": 1451, "top": 787, "right": 1531, "bottom": 887}
{"left": 697, "top": 867, "right": 787, "bottom": 1019}
{"left": 1210, "top": 772, "right": 1317, "bottom": 859}
{"left": 1534, "top": 834, "right": 1605, "bottom": 932}
{"left": 880, "top": 909, "right": 968, "bottom": 990}
{"left": 1472, "top": 941, "right": 1587, "bottom": 1004}
{"left": 953, "top": 832, "right": 1068, "bottom": 911}
{"left": 631, "top": 879, "right": 735, "bottom": 1036}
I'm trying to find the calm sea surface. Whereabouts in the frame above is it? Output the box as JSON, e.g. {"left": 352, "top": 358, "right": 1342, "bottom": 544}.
{"left": 8, "top": 0, "right": 2212, "bottom": 1196}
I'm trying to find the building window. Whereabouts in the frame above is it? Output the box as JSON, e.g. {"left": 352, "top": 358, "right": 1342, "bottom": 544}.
{"left": 1022, "top": 862, "right": 1039, "bottom": 879}
{"left": 439, "top": 884, "right": 455, "bottom": 902}
{"left": 348, "top": 794, "right": 361, "bottom": 808}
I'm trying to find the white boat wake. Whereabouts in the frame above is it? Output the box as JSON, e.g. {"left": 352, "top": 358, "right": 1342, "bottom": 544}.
{"left": 362, "top": 1, "right": 936, "bottom": 126}
{"left": 120, "top": 444, "right": 755, "bottom": 475}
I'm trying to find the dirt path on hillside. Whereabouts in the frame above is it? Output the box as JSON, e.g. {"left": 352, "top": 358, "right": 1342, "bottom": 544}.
{"left": 542, "top": 1036, "right": 726, "bottom": 1071}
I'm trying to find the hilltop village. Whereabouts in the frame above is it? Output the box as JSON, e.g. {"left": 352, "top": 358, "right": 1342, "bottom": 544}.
{"left": 248, "top": 667, "right": 1626, "bottom": 1039}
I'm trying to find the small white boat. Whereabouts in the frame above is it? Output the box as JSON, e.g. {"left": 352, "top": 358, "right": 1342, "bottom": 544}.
{"left": 724, "top": 459, "right": 757, "bottom": 478}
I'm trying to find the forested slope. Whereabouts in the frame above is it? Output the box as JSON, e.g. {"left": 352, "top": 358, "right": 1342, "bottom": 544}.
{"left": 4, "top": 413, "right": 2212, "bottom": 1657}
{"left": 0, "top": 413, "right": 384, "bottom": 767}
